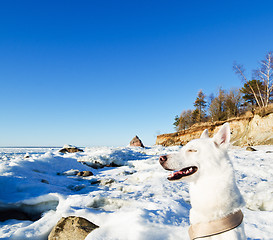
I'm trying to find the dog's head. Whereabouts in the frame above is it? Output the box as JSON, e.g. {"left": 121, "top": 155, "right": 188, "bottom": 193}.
{"left": 159, "top": 123, "right": 231, "bottom": 182}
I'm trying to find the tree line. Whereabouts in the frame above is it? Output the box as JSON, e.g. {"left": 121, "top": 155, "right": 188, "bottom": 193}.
{"left": 174, "top": 51, "right": 273, "bottom": 132}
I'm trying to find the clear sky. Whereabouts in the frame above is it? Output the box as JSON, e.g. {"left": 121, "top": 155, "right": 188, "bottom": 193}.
{"left": 0, "top": 0, "right": 273, "bottom": 147}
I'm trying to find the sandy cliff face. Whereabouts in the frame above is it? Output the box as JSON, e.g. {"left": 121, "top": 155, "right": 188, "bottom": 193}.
{"left": 156, "top": 114, "right": 273, "bottom": 146}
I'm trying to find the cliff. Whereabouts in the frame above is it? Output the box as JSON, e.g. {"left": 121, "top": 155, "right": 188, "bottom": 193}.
{"left": 156, "top": 113, "right": 273, "bottom": 147}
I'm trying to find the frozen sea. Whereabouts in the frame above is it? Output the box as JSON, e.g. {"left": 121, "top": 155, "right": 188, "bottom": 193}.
{"left": 0, "top": 145, "right": 273, "bottom": 240}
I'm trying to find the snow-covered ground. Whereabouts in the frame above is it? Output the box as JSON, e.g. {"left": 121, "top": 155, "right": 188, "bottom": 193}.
{"left": 0, "top": 145, "right": 273, "bottom": 240}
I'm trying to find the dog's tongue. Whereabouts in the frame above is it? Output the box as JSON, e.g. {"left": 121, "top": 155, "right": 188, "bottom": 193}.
{"left": 168, "top": 171, "right": 184, "bottom": 181}
{"left": 167, "top": 167, "right": 197, "bottom": 181}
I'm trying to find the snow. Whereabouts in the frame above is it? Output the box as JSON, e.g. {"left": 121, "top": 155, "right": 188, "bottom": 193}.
{"left": 0, "top": 145, "right": 273, "bottom": 240}
{"left": 62, "top": 144, "right": 77, "bottom": 149}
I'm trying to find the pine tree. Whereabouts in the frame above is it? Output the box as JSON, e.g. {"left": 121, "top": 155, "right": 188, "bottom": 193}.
{"left": 194, "top": 90, "right": 206, "bottom": 122}
{"left": 173, "top": 115, "right": 180, "bottom": 131}
{"left": 240, "top": 80, "right": 264, "bottom": 109}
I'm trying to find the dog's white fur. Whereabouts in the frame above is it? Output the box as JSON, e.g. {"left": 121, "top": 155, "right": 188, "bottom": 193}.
{"left": 161, "top": 123, "right": 246, "bottom": 239}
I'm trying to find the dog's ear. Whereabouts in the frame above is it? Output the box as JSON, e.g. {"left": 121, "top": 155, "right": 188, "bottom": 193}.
{"left": 200, "top": 129, "right": 209, "bottom": 139}
{"left": 213, "top": 123, "right": 230, "bottom": 148}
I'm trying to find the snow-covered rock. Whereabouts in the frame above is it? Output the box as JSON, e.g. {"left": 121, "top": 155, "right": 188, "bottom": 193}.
{"left": 59, "top": 144, "right": 84, "bottom": 153}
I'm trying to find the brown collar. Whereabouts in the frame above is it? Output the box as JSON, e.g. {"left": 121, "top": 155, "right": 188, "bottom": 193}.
{"left": 188, "top": 210, "right": 244, "bottom": 240}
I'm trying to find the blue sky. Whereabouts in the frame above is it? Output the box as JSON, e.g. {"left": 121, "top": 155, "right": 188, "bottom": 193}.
{"left": 0, "top": 0, "right": 273, "bottom": 147}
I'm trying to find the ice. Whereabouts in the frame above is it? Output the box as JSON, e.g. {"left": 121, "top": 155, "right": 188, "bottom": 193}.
{"left": 0, "top": 145, "right": 273, "bottom": 239}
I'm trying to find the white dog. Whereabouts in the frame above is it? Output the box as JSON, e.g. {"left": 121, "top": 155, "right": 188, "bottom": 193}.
{"left": 159, "top": 123, "right": 246, "bottom": 240}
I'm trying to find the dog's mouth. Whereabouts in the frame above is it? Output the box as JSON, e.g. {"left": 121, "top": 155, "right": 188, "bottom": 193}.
{"left": 167, "top": 166, "right": 198, "bottom": 181}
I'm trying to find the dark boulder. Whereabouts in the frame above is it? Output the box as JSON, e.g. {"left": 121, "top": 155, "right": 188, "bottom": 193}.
{"left": 130, "top": 136, "right": 145, "bottom": 148}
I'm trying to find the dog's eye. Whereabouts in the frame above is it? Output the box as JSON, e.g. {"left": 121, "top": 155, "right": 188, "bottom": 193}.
{"left": 187, "top": 149, "right": 197, "bottom": 153}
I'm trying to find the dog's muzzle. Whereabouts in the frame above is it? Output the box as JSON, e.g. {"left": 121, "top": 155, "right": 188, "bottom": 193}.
{"left": 159, "top": 155, "right": 198, "bottom": 181}
{"left": 159, "top": 155, "right": 173, "bottom": 171}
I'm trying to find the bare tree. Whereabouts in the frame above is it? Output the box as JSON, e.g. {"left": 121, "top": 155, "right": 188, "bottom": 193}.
{"left": 253, "top": 51, "right": 273, "bottom": 106}
{"left": 233, "top": 51, "right": 273, "bottom": 109}
{"left": 209, "top": 88, "right": 226, "bottom": 121}
{"left": 225, "top": 89, "right": 242, "bottom": 118}
{"left": 173, "top": 110, "right": 194, "bottom": 132}
{"left": 233, "top": 64, "right": 263, "bottom": 108}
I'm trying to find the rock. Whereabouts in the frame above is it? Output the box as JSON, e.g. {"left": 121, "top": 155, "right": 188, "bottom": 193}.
{"left": 266, "top": 151, "right": 273, "bottom": 153}
{"left": 67, "top": 184, "right": 86, "bottom": 191}
{"left": 90, "top": 179, "right": 101, "bottom": 185}
{"left": 246, "top": 146, "right": 257, "bottom": 151}
{"left": 130, "top": 136, "right": 145, "bottom": 148}
{"left": 48, "top": 216, "right": 99, "bottom": 240}
{"left": 41, "top": 179, "right": 49, "bottom": 184}
{"left": 59, "top": 144, "right": 84, "bottom": 153}
{"left": 76, "top": 171, "right": 93, "bottom": 177}
{"left": 99, "top": 178, "right": 115, "bottom": 187}
{"left": 105, "top": 162, "right": 121, "bottom": 167}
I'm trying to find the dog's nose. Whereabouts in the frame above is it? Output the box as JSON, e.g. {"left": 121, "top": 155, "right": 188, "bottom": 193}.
{"left": 159, "top": 155, "right": 168, "bottom": 164}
